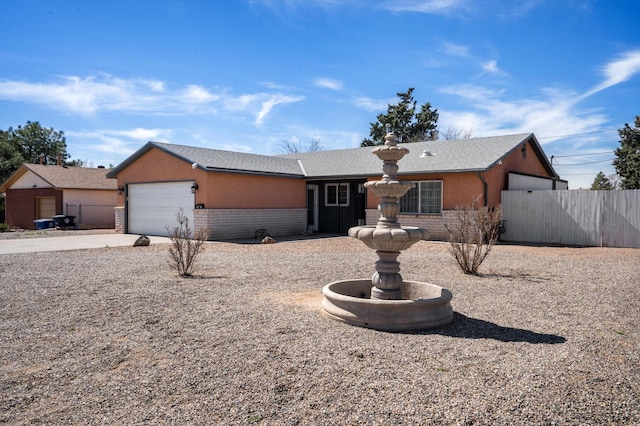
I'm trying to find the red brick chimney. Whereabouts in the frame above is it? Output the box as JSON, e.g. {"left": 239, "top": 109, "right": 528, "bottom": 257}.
{"left": 57, "top": 153, "right": 62, "bottom": 166}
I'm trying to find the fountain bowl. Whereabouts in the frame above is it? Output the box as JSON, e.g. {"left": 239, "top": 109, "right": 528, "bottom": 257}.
{"left": 321, "top": 279, "right": 453, "bottom": 331}
{"left": 348, "top": 225, "right": 429, "bottom": 251}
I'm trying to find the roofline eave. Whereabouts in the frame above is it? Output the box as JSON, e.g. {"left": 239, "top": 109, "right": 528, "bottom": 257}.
{"left": 204, "top": 166, "right": 305, "bottom": 179}
{"left": 303, "top": 168, "right": 491, "bottom": 181}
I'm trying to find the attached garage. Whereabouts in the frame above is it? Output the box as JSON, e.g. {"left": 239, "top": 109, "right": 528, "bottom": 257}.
{"left": 127, "top": 181, "right": 194, "bottom": 236}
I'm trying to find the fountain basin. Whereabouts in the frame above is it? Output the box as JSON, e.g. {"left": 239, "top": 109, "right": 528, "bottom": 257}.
{"left": 321, "top": 279, "right": 453, "bottom": 331}
{"left": 371, "top": 145, "right": 410, "bottom": 161}
{"left": 365, "top": 180, "right": 415, "bottom": 197}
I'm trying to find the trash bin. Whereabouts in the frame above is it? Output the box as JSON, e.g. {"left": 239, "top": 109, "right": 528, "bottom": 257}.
{"left": 34, "top": 219, "right": 55, "bottom": 230}
{"left": 52, "top": 215, "right": 76, "bottom": 228}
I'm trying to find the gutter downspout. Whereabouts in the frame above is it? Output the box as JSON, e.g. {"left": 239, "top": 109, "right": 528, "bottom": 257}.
{"left": 477, "top": 172, "right": 488, "bottom": 207}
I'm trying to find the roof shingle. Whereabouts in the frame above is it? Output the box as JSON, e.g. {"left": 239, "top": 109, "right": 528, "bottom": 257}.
{"left": 20, "top": 164, "right": 116, "bottom": 190}
{"left": 106, "top": 133, "right": 557, "bottom": 180}
{"left": 280, "top": 133, "right": 551, "bottom": 178}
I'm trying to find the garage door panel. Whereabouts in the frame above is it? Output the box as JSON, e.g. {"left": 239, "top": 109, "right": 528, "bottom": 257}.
{"left": 128, "top": 182, "right": 195, "bottom": 236}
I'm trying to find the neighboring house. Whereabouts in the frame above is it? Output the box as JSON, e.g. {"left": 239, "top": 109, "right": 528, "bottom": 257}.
{"left": 0, "top": 164, "right": 118, "bottom": 230}
{"left": 106, "top": 133, "right": 564, "bottom": 240}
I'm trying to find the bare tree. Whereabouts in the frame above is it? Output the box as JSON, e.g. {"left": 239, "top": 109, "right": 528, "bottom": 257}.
{"left": 444, "top": 197, "right": 502, "bottom": 275}
{"left": 167, "top": 208, "right": 207, "bottom": 277}
{"left": 441, "top": 126, "right": 475, "bottom": 140}
{"left": 275, "top": 138, "right": 323, "bottom": 154}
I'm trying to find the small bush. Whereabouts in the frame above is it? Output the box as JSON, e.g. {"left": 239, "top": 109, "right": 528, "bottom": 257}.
{"left": 167, "top": 208, "right": 207, "bottom": 277}
{"left": 445, "top": 197, "right": 502, "bottom": 275}
{"left": 0, "top": 223, "right": 9, "bottom": 232}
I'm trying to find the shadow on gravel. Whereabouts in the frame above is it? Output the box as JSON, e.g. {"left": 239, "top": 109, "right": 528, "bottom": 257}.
{"left": 227, "top": 233, "right": 343, "bottom": 245}
{"left": 427, "top": 312, "right": 566, "bottom": 344}
{"left": 477, "top": 271, "right": 555, "bottom": 284}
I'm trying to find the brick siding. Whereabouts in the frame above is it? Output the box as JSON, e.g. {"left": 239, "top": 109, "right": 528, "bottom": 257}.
{"left": 114, "top": 207, "right": 125, "bottom": 233}
{"left": 366, "top": 209, "right": 458, "bottom": 241}
{"left": 194, "top": 208, "right": 307, "bottom": 240}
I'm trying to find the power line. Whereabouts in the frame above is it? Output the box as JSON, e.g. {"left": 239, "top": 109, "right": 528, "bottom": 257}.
{"left": 549, "top": 151, "right": 612, "bottom": 158}
{"left": 537, "top": 129, "right": 618, "bottom": 139}
{"left": 561, "top": 170, "right": 616, "bottom": 176}
{"left": 553, "top": 158, "right": 614, "bottom": 166}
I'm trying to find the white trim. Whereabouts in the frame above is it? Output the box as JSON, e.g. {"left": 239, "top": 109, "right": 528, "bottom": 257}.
{"left": 325, "top": 183, "right": 350, "bottom": 207}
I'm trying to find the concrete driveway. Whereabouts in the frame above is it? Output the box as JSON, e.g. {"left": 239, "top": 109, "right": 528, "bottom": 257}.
{"left": 0, "top": 233, "right": 172, "bottom": 254}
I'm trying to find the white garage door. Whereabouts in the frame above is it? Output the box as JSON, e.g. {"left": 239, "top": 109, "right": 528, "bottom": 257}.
{"left": 128, "top": 181, "right": 195, "bottom": 236}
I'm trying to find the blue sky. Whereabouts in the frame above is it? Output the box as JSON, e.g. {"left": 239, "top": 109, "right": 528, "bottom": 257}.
{"left": 1, "top": 0, "right": 638, "bottom": 189}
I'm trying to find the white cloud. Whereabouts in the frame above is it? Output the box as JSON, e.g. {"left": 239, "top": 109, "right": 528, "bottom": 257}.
{"left": 482, "top": 60, "right": 498, "bottom": 73}
{"left": 481, "top": 59, "right": 510, "bottom": 78}
{"left": 439, "top": 84, "right": 503, "bottom": 101}
{"left": 180, "top": 84, "right": 219, "bottom": 103}
{"left": 0, "top": 74, "right": 305, "bottom": 126}
{"left": 438, "top": 83, "right": 608, "bottom": 141}
{"left": 353, "top": 96, "right": 391, "bottom": 112}
{"left": 260, "top": 81, "right": 299, "bottom": 90}
{"left": 255, "top": 94, "right": 304, "bottom": 125}
{"left": 314, "top": 77, "right": 343, "bottom": 90}
{"left": 145, "top": 80, "right": 165, "bottom": 92}
{"left": 383, "top": 0, "right": 468, "bottom": 14}
{"left": 584, "top": 49, "right": 640, "bottom": 97}
{"left": 439, "top": 41, "right": 509, "bottom": 77}
{"left": 441, "top": 41, "right": 470, "bottom": 58}
{"left": 64, "top": 127, "right": 174, "bottom": 167}
{"left": 0, "top": 75, "right": 170, "bottom": 114}
{"left": 110, "top": 128, "right": 170, "bottom": 140}
{"left": 67, "top": 128, "right": 172, "bottom": 149}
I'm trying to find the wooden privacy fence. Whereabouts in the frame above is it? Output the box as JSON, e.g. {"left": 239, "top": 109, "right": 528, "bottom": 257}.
{"left": 500, "top": 189, "right": 640, "bottom": 248}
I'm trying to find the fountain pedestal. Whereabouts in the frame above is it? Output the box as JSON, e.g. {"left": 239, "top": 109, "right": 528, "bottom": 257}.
{"left": 321, "top": 132, "right": 453, "bottom": 331}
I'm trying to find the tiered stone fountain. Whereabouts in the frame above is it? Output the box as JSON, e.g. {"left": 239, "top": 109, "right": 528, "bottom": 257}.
{"left": 321, "top": 132, "right": 453, "bottom": 331}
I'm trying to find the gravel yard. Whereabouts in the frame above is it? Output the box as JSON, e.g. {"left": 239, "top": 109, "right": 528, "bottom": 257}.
{"left": 1, "top": 234, "right": 639, "bottom": 425}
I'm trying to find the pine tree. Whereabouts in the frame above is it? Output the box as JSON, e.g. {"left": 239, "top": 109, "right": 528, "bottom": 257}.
{"left": 361, "top": 88, "right": 439, "bottom": 146}
{"left": 591, "top": 171, "right": 614, "bottom": 190}
{"left": 612, "top": 116, "right": 640, "bottom": 189}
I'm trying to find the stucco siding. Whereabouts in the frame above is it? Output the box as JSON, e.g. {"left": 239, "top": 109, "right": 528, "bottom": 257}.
{"left": 366, "top": 173, "right": 485, "bottom": 211}
{"left": 202, "top": 172, "right": 305, "bottom": 209}
{"left": 115, "top": 148, "right": 306, "bottom": 210}
{"left": 63, "top": 189, "right": 117, "bottom": 228}
{"left": 11, "top": 173, "right": 50, "bottom": 189}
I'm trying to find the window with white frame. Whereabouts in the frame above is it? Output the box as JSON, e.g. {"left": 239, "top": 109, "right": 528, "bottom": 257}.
{"left": 325, "top": 183, "right": 350, "bottom": 206}
{"left": 399, "top": 180, "right": 442, "bottom": 214}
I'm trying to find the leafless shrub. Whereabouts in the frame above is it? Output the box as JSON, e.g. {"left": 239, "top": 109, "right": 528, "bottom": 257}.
{"left": 167, "top": 208, "right": 207, "bottom": 277}
{"left": 444, "top": 197, "right": 503, "bottom": 275}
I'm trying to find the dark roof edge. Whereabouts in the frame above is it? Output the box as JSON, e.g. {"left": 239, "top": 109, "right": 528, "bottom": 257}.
{"left": 107, "top": 141, "right": 305, "bottom": 178}
{"left": 304, "top": 167, "right": 492, "bottom": 181}
{"left": 204, "top": 166, "right": 304, "bottom": 178}
{"left": 106, "top": 141, "right": 156, "bottom": 178}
